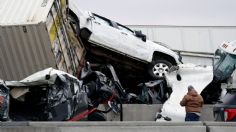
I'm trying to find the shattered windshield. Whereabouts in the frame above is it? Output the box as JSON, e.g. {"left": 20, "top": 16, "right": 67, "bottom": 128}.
{"left": 214, "top": 49, "right": 236, "bottom": 80}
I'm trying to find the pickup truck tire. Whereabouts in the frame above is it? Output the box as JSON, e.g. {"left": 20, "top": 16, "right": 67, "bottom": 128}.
{"left": 148, "top": 60, "right": 172, "bottom": 79}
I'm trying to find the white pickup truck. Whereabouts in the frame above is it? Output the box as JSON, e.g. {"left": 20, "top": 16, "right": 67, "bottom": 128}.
{"left": 68, "top": 0, "right": 182, "bottom": 79}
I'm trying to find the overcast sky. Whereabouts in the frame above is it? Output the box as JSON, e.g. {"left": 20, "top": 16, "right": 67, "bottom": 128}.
{"left": 73, "top": 0, "right": 236, "bottom": 26}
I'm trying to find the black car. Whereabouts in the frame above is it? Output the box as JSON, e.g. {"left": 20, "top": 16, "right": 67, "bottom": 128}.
{"left": 213, "top": 88, "right": 236, "bottom": 121}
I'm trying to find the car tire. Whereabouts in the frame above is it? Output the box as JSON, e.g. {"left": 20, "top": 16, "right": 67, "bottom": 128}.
{"left": 148, "top": 59, "right": 172, "bottom": 79}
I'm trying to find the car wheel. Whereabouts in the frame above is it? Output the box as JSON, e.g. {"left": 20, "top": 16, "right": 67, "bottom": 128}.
{"left": 148, "top": 60, "right": 172, "bottom": 79}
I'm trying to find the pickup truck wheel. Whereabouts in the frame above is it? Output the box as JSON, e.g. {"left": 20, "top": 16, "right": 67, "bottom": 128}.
{"left": 148, "top": 60, "right": 172, "bottom": 79}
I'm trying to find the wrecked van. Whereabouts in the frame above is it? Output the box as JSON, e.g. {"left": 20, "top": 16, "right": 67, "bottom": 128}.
{"left": 68, "top": 0, "right": 182, "bottom": 79}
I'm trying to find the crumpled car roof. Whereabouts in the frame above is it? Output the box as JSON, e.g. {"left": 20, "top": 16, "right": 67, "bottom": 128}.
{"left": 6, "top": 68, "right": 78, "bottom": 87}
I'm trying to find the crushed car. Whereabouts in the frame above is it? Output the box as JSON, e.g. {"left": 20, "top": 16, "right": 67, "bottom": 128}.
{"left": 201, "top": 41, "right": 236, "bottom": 104}
{"left": 68, "top": 0, "right": 182, "bottom": 80}
{"left": 127, "top": 80, "right": 172, "bottom": 104}
{"left": 0, "top": 80, "right": 9, "bottom": 121}
{"left": 0, "top": 68, "right": 88, "bottom": 121}
{"left": 212, "top": 41, "right": 236, "bottom": 122}
{"left": 0, "top": 67, "right": 125, "bottom": 121}
{"left": 78, "top": 63, "right": 125, "bottom": 121}
{"left": 80, "top": 62, "right": 171, "bottom": 105}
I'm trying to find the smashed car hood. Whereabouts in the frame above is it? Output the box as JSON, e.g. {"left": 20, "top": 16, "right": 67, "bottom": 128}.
{"left": 6, "top": 68, "right": 78, "bottom": 86}
{"left": 158, "top": 64, "right": 213, "bottom": 121}
{"left": 5, "top": 68, "right": 79, "bottom": 101}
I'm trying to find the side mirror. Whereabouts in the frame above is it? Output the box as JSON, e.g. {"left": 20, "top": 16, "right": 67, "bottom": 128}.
{"left": 134, "top": 30, "right": 146, "bottom": 42}
{"left": 87, "top": 12, "right": 95, "bottom": 21}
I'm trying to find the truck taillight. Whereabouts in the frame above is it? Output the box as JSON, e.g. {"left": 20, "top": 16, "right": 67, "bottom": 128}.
{"left": 224, "top": 109, "right": 236, "bottom": 121}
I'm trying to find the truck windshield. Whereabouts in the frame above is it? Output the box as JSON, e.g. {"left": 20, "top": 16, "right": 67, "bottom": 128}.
{"left": 214, "top": 49, "right": 236, "bottom": 81}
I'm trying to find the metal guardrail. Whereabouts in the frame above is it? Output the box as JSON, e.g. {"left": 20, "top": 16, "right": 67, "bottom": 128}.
{"left": 174, "top": 50, "right": 214, "bottom": 58}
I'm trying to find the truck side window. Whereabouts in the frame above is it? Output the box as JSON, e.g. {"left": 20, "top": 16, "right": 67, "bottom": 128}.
{"left": 93, "top": 14, "right": 112, "bottom": 27}
{"left": 117, "top": 24, "right": 134, "bottom": 35}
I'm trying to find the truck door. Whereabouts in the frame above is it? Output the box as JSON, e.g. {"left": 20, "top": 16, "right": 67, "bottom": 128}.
{"left": 90, "top": 14, "right": 121, "bottom": 51}
{"left": 117, "top": 24, "right": 149, "bottom": 61}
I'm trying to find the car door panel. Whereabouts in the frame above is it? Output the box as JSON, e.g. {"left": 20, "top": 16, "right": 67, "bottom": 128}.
{"left": 89, "top": 15, "right": 121, "bottom": 52}
{"left": 118, "top": 25, "right": 150, "bottom": 61}
{"left": 129, "top": 35, "right": 150, "bottom": 61}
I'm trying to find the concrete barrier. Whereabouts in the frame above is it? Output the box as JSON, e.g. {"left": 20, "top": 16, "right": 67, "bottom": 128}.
{"left": 0, "top": 122, "right": 206, "bottom": 132}
{"left": 0, "top": 127, "right": 58, "bottom": 132}
{"left": 120, "top": 104, "right": 214, "bottom": 121}
{"left": 0, "top": 105, "right": 231, "bottom": 132}
{"left": 1, "top": 121, "right": 236, "bottom": 132}
{"left": 204, "top": 122, "right": 236, "bottom": 132}
{"left": 122, "top": 104, "right": 162, "bottom": 121}
{"left": 201, "top": 105, "right": 215, "bottom": 121}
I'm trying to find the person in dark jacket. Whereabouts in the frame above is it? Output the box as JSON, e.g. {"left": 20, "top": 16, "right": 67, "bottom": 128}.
{"left": 180, "top": 85, "right": 204, "bottom": 121}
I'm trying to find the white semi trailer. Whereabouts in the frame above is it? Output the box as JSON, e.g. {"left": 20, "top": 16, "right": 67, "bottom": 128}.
{"left": 0, "top": 0, "right": 85, "bottom": 80}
